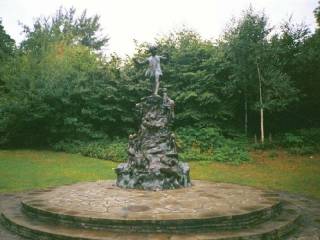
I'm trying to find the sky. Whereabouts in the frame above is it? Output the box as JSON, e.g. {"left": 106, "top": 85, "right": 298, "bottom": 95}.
{"left": 0, "top": 0, "right": 318, "bottom": 56}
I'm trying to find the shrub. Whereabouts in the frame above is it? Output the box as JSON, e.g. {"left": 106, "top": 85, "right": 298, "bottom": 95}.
{"left": 52, "top": 139, "right": 127, "bottom": 162}
{"left": 297, "top": 128, "right": 320, "bottom": 146}
{"left": 176, "top": 127, "right": 250, "bottom": 164}
{"left": 282, "top": 133, "right": 304, "bottom": 148}
{"left": 51, "top": 140, "right": 85, "bottom": 153}
{"left": 287, "top": 146, "right": 317, "bottom": 155}
{"left": 179, "top": 148, "right": 213, "bottom": 162}
{"left": 178, "top": 140, "right": 251, "bottom": 165}
{"left": 251, "top": 142, "right": 276, "bottom": 150}
{"left": 80, "top": 140, "right": 127, "bottom": 162}
{"left": 213, "top": 142, "right": 251, "bottom": 164}
{"left": 176, "top": 127, "right": 226, "bottom": 151}
{"left": 280, "top": 128, "right": 320, "bottom": 155}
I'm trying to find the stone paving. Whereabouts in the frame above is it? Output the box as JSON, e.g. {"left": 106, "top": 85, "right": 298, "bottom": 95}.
{"left": 282, "top": 192, "right": 320, "bottom": 240}
{"left": 21, "top": 180, "right": 279, "bottom": 221}
{"left": 0, "top": 181, "right": 319, "bottom": 239}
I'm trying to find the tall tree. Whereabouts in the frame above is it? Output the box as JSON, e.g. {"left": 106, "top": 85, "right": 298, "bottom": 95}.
{"left": 0, "top": 8, "right": 131, "bottom": 147}
{"left": 314, "top": 1, "right": 320, "bottom": 27}
{"left": 220, "top": 8, "right": 270, "bottom": 136}
{"left": 0, "top": 19, "right": 15, "bottom": 59}
{"left": 130, "top": 29, "right": 234, "bottom": 129}
{"left": 0, "top": 19, "right": 15, "bottom": 90}
{"left": 220, "top": 8, "right": 298, "bottom": 142}
{"left": 20, "top": 7, "right": 108, "bottom": 54}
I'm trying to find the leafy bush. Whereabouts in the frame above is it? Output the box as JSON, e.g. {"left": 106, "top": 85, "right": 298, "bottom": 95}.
{"left": 287, "top": 146, "right": 317, "bottom": 155}
{"left": 52, "top": 139, "right": 127, "bottom": 162}
{"left": 251, "top": 142, "right": 276, "bottom": 150}
{"left": 282, "top": 133, "right": 304, "bottom": 148}
{"left": 213, "top": 142, "right": 251, "bottom": 164}
{"left": 51, "top": 140, "right": 85, "bottom": 153}
{"left": 180, "top": 148, "right": 213, "bottom": 162}
{"left": 280, "top": 128, "right": 320, "bottom": 155}
{"left": 176, "top": 127, "right": 226, "bottom": 151}
{"left": 80, "top": 140, "right": 127, "bottom": 162}
{"left": 177, "top": 127, "right": 250, "bottom": 164}
{"left": 297, "top": 128, "right": 320, "bottom": 146}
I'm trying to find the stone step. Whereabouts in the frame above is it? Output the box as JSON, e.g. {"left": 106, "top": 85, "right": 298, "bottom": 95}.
{"left": 1, "top": 200, "right": 300, "bottom": 240}
{"left": 21, "top": 198, "right": 282, "bottom": 233}
{"left": 18, "top": 181, "right": 283, "bottom": 233}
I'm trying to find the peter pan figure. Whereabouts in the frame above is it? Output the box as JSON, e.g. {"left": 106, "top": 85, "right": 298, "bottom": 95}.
{"left": 136, "top": 46, "right": 166, "bottom": 95}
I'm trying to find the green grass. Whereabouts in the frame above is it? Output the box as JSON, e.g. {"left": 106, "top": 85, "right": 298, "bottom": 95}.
{"left": 190, "top": 150, "right": 320, "bottom": 199}
{"left": 0, "top": 149, "right": 319, "bottom": 199}
{"left": 0, "top": 150, "right": 117, "bottom": 192}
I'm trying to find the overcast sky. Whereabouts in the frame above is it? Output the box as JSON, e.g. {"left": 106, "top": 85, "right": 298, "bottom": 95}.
{"left": 0, "top": 0, "right": 318, "bottom": 56}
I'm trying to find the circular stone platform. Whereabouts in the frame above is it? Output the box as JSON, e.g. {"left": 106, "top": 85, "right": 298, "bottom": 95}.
{"left": 20, "top": 180, "right": 281, "bottom": 232}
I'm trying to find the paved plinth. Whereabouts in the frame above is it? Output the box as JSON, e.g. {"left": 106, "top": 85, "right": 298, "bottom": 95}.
{"left": 22, "top": 181, "right": 280, "bottom": 226}
{"left": 0, "top": 180, "right": 302, "bottom": 239}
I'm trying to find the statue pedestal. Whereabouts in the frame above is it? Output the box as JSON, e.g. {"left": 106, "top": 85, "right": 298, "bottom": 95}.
{"left": 116, "top": 94, "right": 190, "bottom": 190}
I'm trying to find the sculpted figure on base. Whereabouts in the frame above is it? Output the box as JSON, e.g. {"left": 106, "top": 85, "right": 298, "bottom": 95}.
{"left": 135, "top": 46, "right": 166, "bottom": 95}
{"left": 116, "top": 47, "right": 190, "bottom": 190}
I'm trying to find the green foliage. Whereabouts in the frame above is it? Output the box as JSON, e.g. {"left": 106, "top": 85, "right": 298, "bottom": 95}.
{"left": 53, "top": 138, "right": 127, "bottom": 162}
{"left": 80, "top": 140, "right": 127, "bottom": 162}
{"left": 287, "top": 146, "right": 316, "bottom": 155}
{"left": 314, "top": 1, "right": 320, "bottom": 27}
{"left": 176, "top": 127, "right": 225, "bottom": 151}
{"left": 213, "top": 144, "right": 251, "bottom": 164}
{"left": 51, "top": 139, "right": 85, "bottom": 153}
{"left": 221, "top": 8, "right": 298, "bottom": 137}
{"left": 20, "top": 7, "right": 108, "bottom": 52}
{"left": 298, "top": 128, "right": 320, "bottom": 146}
{"left": 251, "top": 142, "right": 276, "bottom": 150}
{"left": 0, "top": 19, "right": 15, "bottom": 91}
{"left": 0, "top": 42, "right": 136, "bottom": 147}
{"left": 0, "top": 19, "right": 15, "bottom": 60}
{"left": 177, "top": 127, "right": 250, "bottom": 164}
{"left": 131, "top": 29, "right": 235, "bottom": 128}
{"left": 179, "top": 148, "right": 212, "bottom": 162}
{"left": 270, "top": 19, "right": 319, "bottom": 130}
{"left": 280, "top": 128, "right": 320, "bottom": 155}
{"left": 0, "top": 6, "right": 320, "bottom": 151}
{"left": 282, "top": 133, "right": 304, "bottom": 148}
{"left": 180, "top": 144, "right": 251, "bottom": 164}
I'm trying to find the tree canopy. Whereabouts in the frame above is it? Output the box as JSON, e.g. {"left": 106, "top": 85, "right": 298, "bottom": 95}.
{"left": 0, "top": 5, "right": 320, "bottom": 147}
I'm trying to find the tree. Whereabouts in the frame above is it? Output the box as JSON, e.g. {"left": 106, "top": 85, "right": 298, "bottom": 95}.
{"left": 220, "top": 8, "right": 270, "bottom": 136}
{"left": 220, "top": 8, "right": 298, "bottom": 142}
{"left": 0, "top": 41, "right": 138, "bottom": 146}
{"left": 0, "top": 9, "right": 131, "bottom": 147}
{"left": 314, "top": 1, "right": 320, "bottom": 27}
{"left": 130, "top": 29, "right": 234, "bottom": 129}
{"left": 0, "top": 19, "right": 15, "bottom": 90}
{"left": 267, "top": 20, "right": 314, "bottom": 130}
{"left": 20, "top": 7, "right": 108, "bottom": 54}
{"left": 0, "top": 19, "right": 15, "bottom": 60}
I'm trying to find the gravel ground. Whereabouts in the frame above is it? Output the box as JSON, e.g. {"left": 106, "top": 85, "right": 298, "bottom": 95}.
{"left": 0, "top": 191, "right": 319, "bottom": 240}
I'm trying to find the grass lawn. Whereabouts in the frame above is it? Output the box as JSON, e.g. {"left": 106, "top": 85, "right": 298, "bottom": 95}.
{"left": 0, "top": 149, "right": 319, "bottom": 199}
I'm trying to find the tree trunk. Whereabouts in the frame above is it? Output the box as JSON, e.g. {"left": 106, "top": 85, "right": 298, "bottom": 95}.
{"left": 244, "top": 94, "right": 248, "bottom": 136}
{"left": 256, "top": 61, "right": 264, "bottom": 144}
{"left": 260, "top": 107, "right": 264, "bottom": 144}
